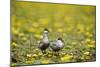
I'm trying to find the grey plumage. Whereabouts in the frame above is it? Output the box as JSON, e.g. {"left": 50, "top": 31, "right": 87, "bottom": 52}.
{"left": 38, "top": 28, "right": 49, "bottom": 53}
{"left": 50, "top": 38, "right": 64, "bottom": 52}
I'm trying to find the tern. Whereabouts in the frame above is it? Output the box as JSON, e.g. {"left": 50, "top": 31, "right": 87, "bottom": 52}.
{"left": 50, "top": 38, "right": 64, "bottom": 55}
{"left": 38, "top": 28, "right": 50, "bottom": 54}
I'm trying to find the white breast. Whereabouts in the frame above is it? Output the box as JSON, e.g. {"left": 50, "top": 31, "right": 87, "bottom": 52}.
{"left": 42, "top": 34, "right": 49, "bottom": 44}
{"left": 56, "top": 40, "right": 64, "bottom": 48}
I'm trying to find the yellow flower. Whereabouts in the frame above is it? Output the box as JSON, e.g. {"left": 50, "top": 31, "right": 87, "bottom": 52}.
{"left": 86, "top": 38, "right": 91, "bottom": 42}
{"left": 22, "top": 37, "right": 27, "bottom": 41}
{"left": 71, "top": 41, "right": 77, "bottom": 45}
{"left": 63, "top": 33, "right": 66, "bottom": 36}
{"left": 35, "top": 28, "right": 43, "bottom": 34}
{"left": 37, "top": 40, "right": 40, "bottom": 44}
{"left": 40, "top": 35, "right": 43, "bottom": 39}
{"left": 84, "top": 52, "right": 90, "bottom": 55}
{"left": 34, "top": 34, "right": 41, "bottom": 39}
{"left": 12, "top": 28, "right": 19, "bottom": 35}
{"left": 39, "top": 18, "right": 49, "bottom": 26}
{"left": 64, "top": 16, "right": 72, "bottom": 22}
{"left": 54, "top": 22, "right": 62, "bottom": 28}
{"left": 28, "top": 27, "right": 36, "bottom": 33}
{"left": 12, "top": 27, "right": 15, "bottom": 32}
{"left": 91, "top": 40, "right": 95, "bottom": 44}
{"left": 81, "top": 56, "right": 84, "bottom": 60}
{"left": 41, "top": 60, "right": 50, "bottom": 64}
{"left": 86, "top": 32, "right": 92, "bottom": 37}
{"left": 61, "top": 54, "right": 73, "bottom": 62}
{"left": 86, "top": 32, "right": 90, "bottom": 35}
{"left": 39, "top": 53, "right": 43, "bottom": 56}
{"left": 60, "top": 52, "right": 66, "bottom": 56}
{"left": 32, "top": 22, "right": 39, "bottom": 28}
{"left": 86, "top": 27, "right": 90, "bottom": 31}
{"left": 47, "top": 54, "right": 52, "bottom": 58}
{"left": 12, "top": 42, "right": 18, "bottom": 47}
{"left": 35, "top": 48, "right": 39, "bottom": 51}
{"left": 57, "top": 28, "right": 63, "bottom": 33}
{"left": 77, "top": 24, "right": 84, "bottom": 33}
{"left": 88, "top": 44, "right": 95, "bottom": 48}
{"left": 85, "top": 56, "right": 90, "bottom": 59}
{"left": 18, "top": 32, "right": 24, "bottom": 37}
{"left": 25, "top": 60, "right": 33, "bottom": 64}
{"left": 32, "top": 54, "right": 38, "bottom": 57}
{"left": 11, "top": 63, "right": 17, "bottom": 67}
{"left": 12, "top": 15, "right": 15, "bottom": 24}
{"left": 27, "top": 54, "right": 32, "bottom": 57}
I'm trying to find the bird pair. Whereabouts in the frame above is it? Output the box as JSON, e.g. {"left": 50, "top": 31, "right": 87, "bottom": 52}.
{"left": 38, "top": 28, "right": 64, "bottom": 55}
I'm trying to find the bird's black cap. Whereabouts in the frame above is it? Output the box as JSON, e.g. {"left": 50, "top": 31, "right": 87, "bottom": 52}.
{"left": 58, "top": 37, "right": 64, "bottom": 42}
{"left": 44, "top": 28, "right": 49, "bottom": 32}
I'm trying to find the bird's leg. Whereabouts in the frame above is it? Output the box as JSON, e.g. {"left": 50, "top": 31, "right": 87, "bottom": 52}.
{"left": 54, "top": 51, "right": 59, "bottom": 56}
{"left": 42, "top": 50, "right": 46, "bottom": 54}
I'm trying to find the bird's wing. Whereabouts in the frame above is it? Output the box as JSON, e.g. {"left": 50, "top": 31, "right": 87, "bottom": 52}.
{"left": 38, "top": 41, "right": 43, "bottom": 48}
{"left": 50, "top": 41, "right": 58, "bottom": 49}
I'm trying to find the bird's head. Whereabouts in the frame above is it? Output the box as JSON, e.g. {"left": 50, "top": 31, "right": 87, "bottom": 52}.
{"left": 43, "top": 28, "right": 49, "bottom": 34}
{"left": 57, "top": 37, "right": 64, "bottom": 42}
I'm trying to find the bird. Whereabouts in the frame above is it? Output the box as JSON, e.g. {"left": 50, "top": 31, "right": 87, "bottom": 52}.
{"left": 38, "top": 28, "right": 50, "bottom": 54}
{"left": 50, "top": 37, "right": 64, "bottom": 55}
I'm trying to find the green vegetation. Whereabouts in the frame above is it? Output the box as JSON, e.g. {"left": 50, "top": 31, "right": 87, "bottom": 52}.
{"left": 11, "top": 1, "right": 96, "bottom": 66}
